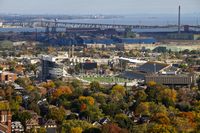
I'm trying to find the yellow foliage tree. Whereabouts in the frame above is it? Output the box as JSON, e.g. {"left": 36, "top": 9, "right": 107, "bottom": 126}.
{"left": 111, "top": 84, "right": 126, "bottom": 101}
{"left": 26, "top": 85, "right": 36, "bottom": 91}
{"left": 15, "top": 95, "right": 22, "bottom": 104}
{"left": 42, "top": 81, "right": 55, "bottom": 89}
{"left": 135, "top": 102, "right": 150, "bottom": 116}
{"left": 70, "top": 127, "right": 83, "bottom": 133}
{"left": 0, "top": 101, "right": 10, "bottom": 110}
{"left": 159, "top": 88, "right": 177, "bottom": 102}
{"left": 147, "top": 123, "right": 176, "bottom": 133}
{"left": 147, "top": 81, "right": 156, "bottom": 87}
{"left": 111, "top": 85, "right": 125, "bottom": 95}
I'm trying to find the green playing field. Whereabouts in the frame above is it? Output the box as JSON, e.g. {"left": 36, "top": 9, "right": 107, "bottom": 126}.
{"left": 82, "top": 76, "right": 130, "bottom": 83}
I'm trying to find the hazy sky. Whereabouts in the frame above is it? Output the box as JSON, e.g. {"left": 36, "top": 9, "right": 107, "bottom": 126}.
{"left": 0, "top": 0, "right": 199, "bottom": 15}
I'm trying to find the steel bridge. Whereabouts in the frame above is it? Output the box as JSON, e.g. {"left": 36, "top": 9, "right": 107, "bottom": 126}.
{"left": 3, "top": 20, "right": 200, "bottom": 32}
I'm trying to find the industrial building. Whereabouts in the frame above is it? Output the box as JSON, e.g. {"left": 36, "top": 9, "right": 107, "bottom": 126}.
{"left": 115, "top": 37, "right": 157, "bottom": 50}
{"left": 116, "top": 43, "right": 157, "bottom": 51}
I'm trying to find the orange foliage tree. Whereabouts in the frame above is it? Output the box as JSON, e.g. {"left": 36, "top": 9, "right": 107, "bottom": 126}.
{"left": 79, "top": 96, "right": 95, "bottom": 106}
{"left": 151, "top": 113, "right": 170, "bottom": 125}
{"left": 80, "top": 103, "right": 87, "bottom": 111}
{"left": 53, "top": 86, "right": 72, "bottom": 98}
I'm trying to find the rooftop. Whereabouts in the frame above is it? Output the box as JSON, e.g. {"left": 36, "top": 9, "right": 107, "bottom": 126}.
{"left": 137, "top": 61, "right": 169, "bottom": 73}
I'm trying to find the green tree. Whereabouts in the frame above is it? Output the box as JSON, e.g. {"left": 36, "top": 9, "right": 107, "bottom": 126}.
{"left": 15, "top": 77, "right": 32, "bottom": 88}
{"left": 10, "top": 100, "right": 20, "bottom": 111}
{"left": 71, "top": 79, "right": 83, "bottom": 89}
{"left": 29, "top": 102, "right": 40, "bottom": 115}
{"left": 135, "top": 102, "right": 150, "bottom": 116}
{"left": 114, "top": 113, "right": 134, "bottom": 130}
{"left": 135, "top": 90, "right": 147, "bottom": 102}
{"left": 38, "top": 127, "right": 47, "bottom": 133}
{"left": 48, "top": 107, "right": 66, "bottom": 124}
{"left": 147, "top": 123, "right": 176, "bottom": 133}
{"left": 102, "top": 103, "right": 121, "bottom": 117}
{"left": 90, "top": 81, "right": 101, "bottom": 92}
{"left": 83, "top": 128, "right": 101, "bottom": 133}
{"left": 79, "top": 105, "right": 104, "bottom": 122}
{"left": 62, "top": 120, "right": 93, "bottom": 132}
{"left": 12, "top": 111, "right": 32, "bottom": 128}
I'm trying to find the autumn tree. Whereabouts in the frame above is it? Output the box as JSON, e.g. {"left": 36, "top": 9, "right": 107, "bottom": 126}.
{"left": 90, "top": 81, "right": 101, "bottom": 92}
{"left": 12, "top": 111, "right": 32, "bottom": 128}
{"left": 15, "top": 77, "right": 32, "bottom": 88}
{"left": 101, "top": 102, "right": 121, "bottom": 117}
{"left": 111, "top": 84, "right": 126, "bottom": 101}
{"left": 151, "top": 113, "right": 170, "bottom": 125}
{"left": 135, "top": 102, "right": 150, "bottom": 116}
{"left": 79, "top": 105, "right": 104, "bottom": 122}
{"left": 71, "top": 79, "right": 83, "bottom": 89}
{"left": 135, "top": 90, "right": 147, "bottom": 102}
{"left": 92, "top": 92, "right": 108, "bottom": 105}
{"left": 114, "top": 113, "right": 134, "bottom": 130}
{"left": 147, "top": 81, "right": 156, "bottom": 87}
{"left": 41, "top": 80, "right": 55, "bottom": 89}
{"left": 53, "top": 86, "right": 72, "bottom": 98}
{"left": 71, "top": 127, "right": 83, "bottom": 133}
{"left": 79, "top": 96, "right": 95, "bottom": 106}
{"left": 101, "top": 123, "right": 127, "bottom": 133}
{"left": 147, "top": 123, "right": 176, "bottom": 133}
{"left": 47, "top": 106, "right": 66, "bottom": 124}
{"left": 62, "top": 120, "right": 93, "bottom": 132}
{"left": 78, "top": 96, "right": 103, "bottom": 121}
{"left": 37, "top": 127, "right": 47, "bottom": 133}
{"left": 158, "top": 88, "right": 177, "bottom": 107}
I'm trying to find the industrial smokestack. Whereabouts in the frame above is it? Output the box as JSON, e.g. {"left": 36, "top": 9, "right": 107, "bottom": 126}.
{"left": 178, "top": 5, "right": 181, "bottom": 34}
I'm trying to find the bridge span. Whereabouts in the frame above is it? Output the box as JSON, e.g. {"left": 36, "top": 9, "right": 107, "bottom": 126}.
{"left": 2, "top": 20, "right": 200, "bottom": 32}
